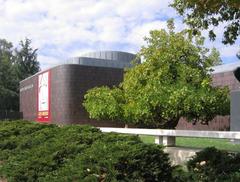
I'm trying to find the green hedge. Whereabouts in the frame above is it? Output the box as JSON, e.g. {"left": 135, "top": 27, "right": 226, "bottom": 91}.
{"left": 1, "top": 120, "right": 240, "bottom": 182}
{"left": 186, "top": 147, "right": 240, "bottom": 182}
{"left": 0, "top": 120, "right": 173, "bottom": 182}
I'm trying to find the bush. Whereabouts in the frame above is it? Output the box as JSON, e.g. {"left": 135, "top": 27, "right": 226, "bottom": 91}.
{"left": 2, "top": 121, "right": 240, "bottom": 182}
{"left": 0, "top": 120, "right": 173, "bottom": 181}
{"left": 44, "top": 134, "right": 172, "bottom": 182}
{"left": 186, "top": 147, "right": 240, "bottom": 182}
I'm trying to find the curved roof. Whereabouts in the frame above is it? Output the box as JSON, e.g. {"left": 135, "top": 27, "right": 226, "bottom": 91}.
{"left": 212, "top": 62, "right": 240, "bottom": 74}
{"left": 81, "top": 51, "right": 136, "bottom": 63}
{"left": 67, "top": 51, "right": 137, "bottom": 69}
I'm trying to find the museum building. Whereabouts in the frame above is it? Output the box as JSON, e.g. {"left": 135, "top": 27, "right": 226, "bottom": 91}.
{"left": 20, "top": 51, "right": 240, "bottom": 130}
{"left": 20, "top": 51, "right": 137, "bottom": 127}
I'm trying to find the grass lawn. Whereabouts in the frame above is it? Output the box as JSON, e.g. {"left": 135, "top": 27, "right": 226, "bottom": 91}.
{"left": 140, "top": 135, "right": 240, "bottom": 152}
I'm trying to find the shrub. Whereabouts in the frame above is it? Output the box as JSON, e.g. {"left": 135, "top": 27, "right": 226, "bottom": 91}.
{"left": 4, "top": 121, "right": 240, "bottom": 182}
{"left": 186, "top": 147, "right": 240, "bottom": 181}
{"left": 0, "top": 121, "right": 173, "bottom": 181}
{"left": 44, "top": 134, "right": 172, "bottom": 182}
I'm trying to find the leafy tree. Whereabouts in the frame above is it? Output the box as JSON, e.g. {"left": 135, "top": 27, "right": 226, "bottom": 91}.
{"left": 15, "top": 38, "right": 40, "bottom": 81}
{"left": 208, "top": 47, "right": 222, "bottom": 66}
{"left": 83, "top": 22, "right": 230, "bottom": 129}
{"left": 171, "top": 0, "right": 240, "bottom": 45}
{"left": 0, "top": 38, "right": 40, "bottom": 111}
{"left": 0, "top": 39, "right": 18, "bottom": 111}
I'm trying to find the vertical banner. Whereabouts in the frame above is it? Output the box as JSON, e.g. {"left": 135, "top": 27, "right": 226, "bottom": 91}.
{"left": 37, "top": 71, "right": 51, "bottom": 122}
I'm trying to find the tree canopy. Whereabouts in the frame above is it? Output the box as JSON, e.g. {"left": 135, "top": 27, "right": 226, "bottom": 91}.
{"left": 15, "top": 38, "right": 40, "bottom": 81}
{"left": 208, "top": 47, "right": 223, "bottom": 66}
{"left": 171, "top": 0, "right": 240, "bottom": 45}
{"left": 0, "top": 38, "right": 40, "bottom": 111}
{"left": 0, "top": 39, "right": 18, "bottom": 111}
{"left": 83, "top": 22, "right": 230, "bottom": 129}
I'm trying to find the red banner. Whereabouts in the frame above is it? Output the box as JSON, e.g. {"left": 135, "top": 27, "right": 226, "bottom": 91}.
{"left": 37, "top": 71, "right": 51, "bottom": 122}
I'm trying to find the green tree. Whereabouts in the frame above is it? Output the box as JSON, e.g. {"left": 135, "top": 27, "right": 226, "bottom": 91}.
{"left": 15, "top": 38, "right": 40, "bottom": 81}
{"left": 0, "top": 38, "right": 40, "bottom": 111}
{"left": 0, "top": 39, "right": 18, "bottom": 111}
{"left": 171, "top": 0, "right": 240, "bottom": 45}
{"left": 83, "top": 22, "right": 229, "bottom": 129}
{"left": 209, "top": 47, "right": 223, "bottom": 66}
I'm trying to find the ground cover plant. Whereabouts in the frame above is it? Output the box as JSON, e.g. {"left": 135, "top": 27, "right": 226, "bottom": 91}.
{"left": 185, "top": 147, "right": 240, "bottom": 182}
{"left": 0, "top": 120, "right": 173, "bottom": 182}
{"left": 1, "top": 120, "right": 240, "bottom": 181}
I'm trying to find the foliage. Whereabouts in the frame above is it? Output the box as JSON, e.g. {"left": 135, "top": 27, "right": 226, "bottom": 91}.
{"left": 171, "top": 0, "right": 240, "bottom": 45}
{"left": 186, "top": 147, "right": 240, "bottom": 181}
{"left": 44, "top": 135, "right": 172, "bottom": 182}
{"left": 84, "top": 22, "right": 230, "bottom": 129}
{"left": 83, "top": 86, "right": 125, "bottom": 121}
{"left": 2, "top": 121, "right": 240, "bottom": 181}
{"left": 15, "top": 38, "right": 40, "bottom": 81}
{"left": 0, "top": 39, "right": 18, "bottom": 111}
{"left": 0, "top": 120, "right": 173, "bottom": 181}
{"left": 0, "top": 38, "right": 39, "bottom": 111}
{"left": 208, "top": 47, "right": 223, "bottom": 66}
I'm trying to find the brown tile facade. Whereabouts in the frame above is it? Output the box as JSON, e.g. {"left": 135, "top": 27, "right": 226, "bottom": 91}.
{"left": 20, "top": 76, "right": 38, "bottom": 121}
{"left": 176, "top": 71, "right": 240, "bottom": 131}
{"left": 212, "top": 72, "right": 240, "bottom": 91}
{"left": 20, "top": 64, "right": 125, "bottom": 127}
{"left": 20, "top": 65, "right": 239, "bottom": 130}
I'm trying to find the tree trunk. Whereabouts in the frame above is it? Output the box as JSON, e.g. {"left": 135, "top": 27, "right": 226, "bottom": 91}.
{"left": 159, "top": 118, "right": 179, "bottom": 129}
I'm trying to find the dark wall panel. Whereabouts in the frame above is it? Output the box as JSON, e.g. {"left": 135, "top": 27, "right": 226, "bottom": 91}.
{"left": 50, "top": 64, "right": 124, "bottom": 126}
{"left": 230, "top": 90, "right": 240, "bottom": 131}
{"left": 20, "top": 64, "right": 239, "bottom": 130}
{"left": 176, "top": 71, "right": 240, "bottom": 131}
{"left": 212, "top": 71, "right": 240, "bottom": 90}
{"left": 20, "top": 76, "right": 37, "bottom": 121}
{"left": 20, "top": 64, "right": 125, "bottom": 127}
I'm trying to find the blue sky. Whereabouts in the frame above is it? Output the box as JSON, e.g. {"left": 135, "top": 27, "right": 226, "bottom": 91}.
{"left": 0, "top": 0, "right": 239, "bottom": 70}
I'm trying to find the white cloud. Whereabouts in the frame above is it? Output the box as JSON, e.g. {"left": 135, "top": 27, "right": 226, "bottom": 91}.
{"left": 219, "top": 45, "right": 239, "bottom": 58}
{"left": 0, "top": 0, "right": 238, "bottom": 69}
{"left": 126, "top": 18, "right": 185, "bottom": 46}
{"left": 38, "top": 55, "right": 63, "bottom": 70}
{"left": 126, "top": 21, "right": 167, "bottom": 46}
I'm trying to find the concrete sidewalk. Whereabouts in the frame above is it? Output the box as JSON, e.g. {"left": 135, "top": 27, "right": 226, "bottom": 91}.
{"left": 164, "top": 147, "right": 200, "bottom": 166}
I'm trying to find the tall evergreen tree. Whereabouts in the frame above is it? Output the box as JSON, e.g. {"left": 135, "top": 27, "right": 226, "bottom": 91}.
{"left": 0, "top": 38, "right": 40, "bottom": 111}
{"left": 0, "top": 39, "right": 18, "bottom": 111}
{"left": 15, "top": 38, "right": 40, "bottom": 81}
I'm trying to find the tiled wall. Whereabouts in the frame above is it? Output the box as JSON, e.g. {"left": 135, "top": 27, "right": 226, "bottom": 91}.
{"left": 212, "top": 71, "right": 240, "bottom": 90}
{"left": 20, "top": 76, "right": 37, "bottom": 121}
{"left": 20, "top": 64, "right": 125, "bottom": 127}
{"left": 176, "top": 71, "right": 240, "bottom": 130}
{"left": 20, "top": 67, "right": 240, "bottom": 130}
